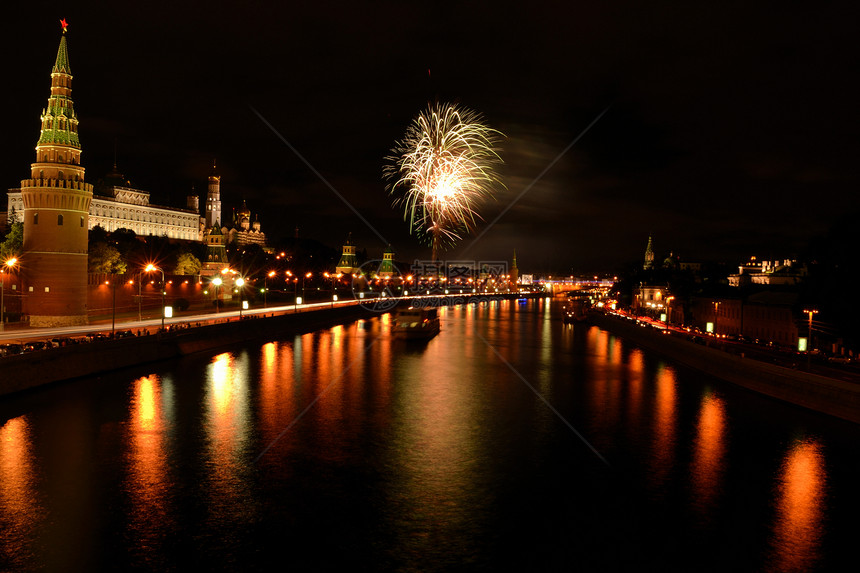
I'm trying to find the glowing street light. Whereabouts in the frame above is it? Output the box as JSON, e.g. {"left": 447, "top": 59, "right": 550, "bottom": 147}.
{"left": 236, "top": 276, "right": 246, "bottom": 318}
{"left": 803, "top": 308, "right": 819, "bottom": 366}
{"left": 264, "top": 270, "right": 276, "bottom": 308}
{"left": 1, "top": 257, "right": 18, "bottom": 331}
{"left": 212, "top": 276, "right": 223, "bottom": 314}
{"left": 144, "top": 264, "right": 166, "bottom": 332}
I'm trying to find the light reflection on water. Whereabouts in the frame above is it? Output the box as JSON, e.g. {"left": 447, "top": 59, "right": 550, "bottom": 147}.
{"left": 0, "top": 299, "right": 852, "bottom": 570}
{"left": 0, "top": 416, "right": 40, "bottom": 566}
{"left": 690, "top": 390, "right": 728, "bottom": 518}
{"left": 767, "top": 438, "right": 827, "bottom": 572}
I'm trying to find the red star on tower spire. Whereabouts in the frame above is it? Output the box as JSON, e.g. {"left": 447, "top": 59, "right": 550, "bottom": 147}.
{"left": 60, "top": 18, "right": 68, "bottom": 33}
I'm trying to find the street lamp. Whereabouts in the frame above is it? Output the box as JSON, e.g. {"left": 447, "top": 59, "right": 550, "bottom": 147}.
{"left": 665, "top": 296, "right": 675, "bottom": 330}
{"left": 236, "top": 277, "right": 245, "bottom": 319}
{"left": 145, "top": 264, "right": 165, "bottom": 332}
{"left": 1, "top": 257, "right": 18, "bottom": 331}
{"left": 264, "top": 270, "right": 275, "bottom": 308}
{"left": 212, "top": 276, "right": 223, "bottom": 314}
{"left": 301, "top": 272, "right": 312, "bottom": 305}
{"left": 803, "top": 308, "right": 818, "bottom": 366}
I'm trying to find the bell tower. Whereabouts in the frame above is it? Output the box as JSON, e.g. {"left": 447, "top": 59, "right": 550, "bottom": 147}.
{"left": 205, "top": 160, "right": 222, "bottom": 229}
{"left": 19, "top": 20, "right": 94, "bottom": 327}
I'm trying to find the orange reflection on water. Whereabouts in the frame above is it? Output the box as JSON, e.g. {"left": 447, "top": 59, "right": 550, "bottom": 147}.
{"left": 204, "top": 352, "right": 254, "bottom": 522}
{"left": 648, "top": 364, "right": 677, "bottom": 492}
{"left": 626, "top": 349, "right": 645, "bottom": 427}
{"left": 690, "top": 391, "right": 727, "bottom": 516}
{"left": 0, "top": 416, "right": 41, "bottom": 564}
{"left": 768, "top": 438, "right": 826, "bottom": 572}
{"left": 126, "top": 375, "right": 171, "bottom": 546}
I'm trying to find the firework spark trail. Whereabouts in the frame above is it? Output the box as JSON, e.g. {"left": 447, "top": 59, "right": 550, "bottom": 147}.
{"left": 385, "top": 102, "right": 505, "bottom": 260}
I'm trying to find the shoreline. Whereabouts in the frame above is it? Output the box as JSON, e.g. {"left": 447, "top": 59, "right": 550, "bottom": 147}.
{"left": 589, "top": 312, "right": 860, "bottom": 425}
{"left": 0, "top": 294, "right": 537, "bottom": 397}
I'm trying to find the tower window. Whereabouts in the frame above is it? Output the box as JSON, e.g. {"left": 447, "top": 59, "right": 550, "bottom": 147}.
{"left": 80, "top": 216, "right": 85, "bottom": 227}
{"left": 33, "top": 213, "right": 39, "bottom": 225}
{"left": 58, "top": 214, "right": 64, "bottom": 225}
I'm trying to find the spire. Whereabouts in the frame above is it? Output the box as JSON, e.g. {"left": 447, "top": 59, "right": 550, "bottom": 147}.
{"left": 53, "top": 32, "right": 71, "bottom": 74}
{"left": 644, "top": 235, "right": 655, "bottom": 270}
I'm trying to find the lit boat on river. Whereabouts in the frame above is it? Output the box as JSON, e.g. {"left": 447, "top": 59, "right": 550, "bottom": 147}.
{"left": 393, "top": 307, "right": 440, "bottom": 340}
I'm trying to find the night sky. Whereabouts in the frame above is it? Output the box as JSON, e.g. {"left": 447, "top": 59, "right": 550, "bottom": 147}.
{"left": 2, "top": 3, "right": 857, "bottom": 273}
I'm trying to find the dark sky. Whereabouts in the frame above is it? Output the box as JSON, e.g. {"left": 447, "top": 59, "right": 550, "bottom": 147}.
{"left": 2, "top": 2, "right": 857, "bottom": 274}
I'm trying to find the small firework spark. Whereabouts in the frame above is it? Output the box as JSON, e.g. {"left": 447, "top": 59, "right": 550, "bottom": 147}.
{"left": 385, "top": 102, "right": 504, "bottom": 261}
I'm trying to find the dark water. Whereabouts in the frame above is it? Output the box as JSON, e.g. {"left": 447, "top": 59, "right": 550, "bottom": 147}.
{"left": 2, "top": 299, "right": 859, "bottom": 571}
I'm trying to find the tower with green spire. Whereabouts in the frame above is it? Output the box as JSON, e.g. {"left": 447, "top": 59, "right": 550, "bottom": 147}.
{"left": 19, "top": 21, "right": 94, "bottom": 326}
{"left": 510, "top": 250, "right": 519, "bottom": 287}
{"left": 643, "top": 235, "right": 655, "bottom": 270}
{"left": 376, "top": 245, "right": 397, "bottom": 278}
{"left": 335, "top": 233, "right": 359, "bottom": 275}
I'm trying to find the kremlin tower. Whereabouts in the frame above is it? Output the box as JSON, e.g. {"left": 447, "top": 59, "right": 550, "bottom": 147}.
{"left": 19, "top": 21, "right": 93, "bottom": 326}
{"left": 205, "top": 160, "right": 222, "bottom": 229}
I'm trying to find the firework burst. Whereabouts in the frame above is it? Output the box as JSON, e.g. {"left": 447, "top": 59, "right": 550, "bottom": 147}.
{"left": 385, "top": 102, "right": 504, "bottom": 260}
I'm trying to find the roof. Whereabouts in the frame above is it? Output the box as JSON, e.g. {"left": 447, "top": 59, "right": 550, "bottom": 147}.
{"left": 53, "top": 34, "right": 71, "bottom": 74}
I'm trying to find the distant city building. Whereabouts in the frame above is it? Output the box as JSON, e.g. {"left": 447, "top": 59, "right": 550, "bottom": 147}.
{"left": 643, "top": 235, "right": 655, "bottom": 269}
{"left": 728, "top": 257, "right": 808, "bottom": 287}
{"left": 510, "top": 251, "right": 519, "bottom": 285}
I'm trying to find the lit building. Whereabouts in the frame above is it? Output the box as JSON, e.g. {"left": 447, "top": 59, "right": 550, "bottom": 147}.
{"left": 224, "top": 199, "right": 267, "bottom": 249}
{"left": 335, "top": 234, "right": 360, "bottom": 275}
{"left": 18, "top": 25, "right": 93, "bottom": 326}
{"left": 728, "top": 257, "right": 808, "bottom": 287}
{"left": 375, "top": 245, "right": 397, "bottom": 278}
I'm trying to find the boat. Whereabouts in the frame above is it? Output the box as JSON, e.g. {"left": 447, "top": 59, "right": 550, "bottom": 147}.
{"left": 562, "top": 300, "right": 589, "bottom": 324}
{"left": 393, "top": 307, "right": 440, "bottom": 339}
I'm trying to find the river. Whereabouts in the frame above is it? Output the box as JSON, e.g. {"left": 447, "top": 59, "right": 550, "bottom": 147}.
{"left": 1, "top": 298, "right": 858, "bottom": 571}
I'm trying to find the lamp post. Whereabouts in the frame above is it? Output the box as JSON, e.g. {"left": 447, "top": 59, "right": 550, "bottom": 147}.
{"left": 264, "top": 270, "right": 275, "bottom": 308}
{"left": 137, "top": 272, "right": 143, "bottom": 321}
{"left": 212, "top": 276, "right": 223, "bottom": 314}
{"left": 301, "top": 272, "right": 312, "bottom": 306}
{"left": 803, "top": 308, "right": 818, "bottom": 367}
{"left": 665, "top": 296, "right": 675, "bottom": 330}
{"left": 1, "top": 257, "right": 18, "bottom": 331}
{"left": 713, "top": 300, "right": 721, "bottom": 338}
{"left": 236, "top": 277, "right": 245, "bottom": 319}
{"left": 145, "top": 264, "right": 165, "bottom": 332}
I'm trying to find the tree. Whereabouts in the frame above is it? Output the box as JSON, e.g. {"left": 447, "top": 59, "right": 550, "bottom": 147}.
{"left": 174, "top": 252, "right": 202, "bottom": 276}
{"left": 88, "top": 242, "right": 127, "bottom": 274}
{"left": 0, "top": 222, "right": 23, "bottom": 260}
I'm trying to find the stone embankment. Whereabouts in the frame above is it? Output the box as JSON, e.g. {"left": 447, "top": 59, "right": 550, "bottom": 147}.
{"left": 0, "top": 293, "right": 539, "bottom": 397}
{"left": 590, "top": 312, "right": 860, "bottom": 424}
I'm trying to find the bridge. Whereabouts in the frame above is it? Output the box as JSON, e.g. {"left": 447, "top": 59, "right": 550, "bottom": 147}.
{"left": 539, "top": 279, "right": 615, "bottom": 297}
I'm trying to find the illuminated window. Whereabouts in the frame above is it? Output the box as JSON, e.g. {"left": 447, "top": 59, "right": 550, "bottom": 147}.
{"left": 33, "top": 212, "right": 39, "bottom": 225}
